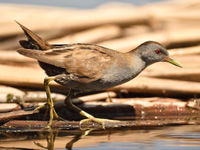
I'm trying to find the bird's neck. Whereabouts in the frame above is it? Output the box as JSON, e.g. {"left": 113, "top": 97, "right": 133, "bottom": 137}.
{"left": 129, "top": 51, "right": 147, "bottom": 77}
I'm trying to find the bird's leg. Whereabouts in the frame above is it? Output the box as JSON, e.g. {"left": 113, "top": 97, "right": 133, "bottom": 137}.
{"left": 34, "top": 76, "right": 64, "bottom": 128}
{"left": 65, "top": 89, "right": 120, "bottom": 129}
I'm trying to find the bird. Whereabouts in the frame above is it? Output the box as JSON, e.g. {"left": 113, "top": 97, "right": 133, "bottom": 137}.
{"left": 16, "top": 22, "right": 182, "bottom": 128}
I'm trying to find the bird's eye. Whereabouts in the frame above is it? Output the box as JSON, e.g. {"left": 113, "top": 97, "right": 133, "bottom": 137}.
{"left": 155, "top": 49, "right": 161, "bottom": 54}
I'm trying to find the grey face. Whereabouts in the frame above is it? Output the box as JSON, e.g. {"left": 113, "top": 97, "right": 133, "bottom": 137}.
{"left": 137, "top": 41, "right": 169, "bottom": 66}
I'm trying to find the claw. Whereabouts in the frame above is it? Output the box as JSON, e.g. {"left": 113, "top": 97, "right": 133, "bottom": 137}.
{"left": 33, "top": 101, "right": 64, "bottom": 129}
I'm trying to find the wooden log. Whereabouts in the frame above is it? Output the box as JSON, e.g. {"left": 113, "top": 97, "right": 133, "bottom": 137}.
{"left": 0, "top": 85, "right": 66, "bottom": 103}
{"left": 98, "top": 31, "right": 166, "bottom": 52}
{"left": 23, "top": 91, "right": 65, "bottom": 102}
{"left": 144, "top": 67, "right": 200, "bottom": 82}
{"left": 0, "top": 64, "right": 66, "bottom": 93}
{"left": 169, "top": 45, "right": 200, "bottom": 56}
{"left": 0, "top": 64, "right": 47, "bottom": 89}
{"left": 2, "top": 119, "right": 199, "bottom": 130}
{"left": 1, "top": 96, "right": 200, "bottom": 129}
{"left": 122, "top": 25, "right": 150, "bottom": 36}
{"left": 110, "top": 76, "right": 200, "bottom": 96}
{"left": 143, "top": 55, "right": 200, "bottom": 82}
{"left": 23, "top": 91, "right": 116, "bottom": 103}
{"left": 0, "top": 110, "right": 36, "bottom": 122}
{"left": 0, "top": 85, "right": 25, "bottom": 103}
{"left": 0, "top": 4, "right": 149, "bottom": 38}
{"left": 0, "top": 89, "right": 116, "bottom": 104}
{"left": 0, "top": 51, "right": 34, "bottom": 64}
{"left": 0, "top": 85, "right": 24, "bottom": 96}
{"left": 110, "top": 97, "right": 183, "bottom": 103}
{"left": 141, "top": 0, "right": 200, "bottom": 21}
{"left": 49, "top": 96, "right": 200, "bottom": 121}
{"left": 98, "top": 27, "right": 200, "bottom": 52}
{"left": 72, "top": 91, "right": 117, "bottom": 104}
{"left": 50, "top": 25, "right": 121, "bottom": 44}
{"left": 79, "top": 99, "right": 200, "bottom": 119}
{"left": 0, "top": 103, "right": 20, "bottom": 113}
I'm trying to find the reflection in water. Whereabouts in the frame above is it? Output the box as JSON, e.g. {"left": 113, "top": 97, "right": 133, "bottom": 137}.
{"left": 34, "top": 129, "right": 59, "bottom": 150}
{"left": 33, "top": 128, "right": 95, "bottom": 150}
{"left": 65, "top": 129, "right": 94, "bottom": 150}
{"left": 0, "top": 125, "right": 200, "bottom": 150}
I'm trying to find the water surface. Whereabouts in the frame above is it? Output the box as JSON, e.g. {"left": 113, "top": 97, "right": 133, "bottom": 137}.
{"left": 0, "top": 125, "right": 200, "bottom": 150}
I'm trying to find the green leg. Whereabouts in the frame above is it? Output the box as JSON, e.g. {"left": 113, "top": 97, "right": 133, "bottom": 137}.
{"left": 65, "top": 89, "right": 120, "bottom": 129}
{"left": 34, "top": 77, "right": 63, "bottom": 128}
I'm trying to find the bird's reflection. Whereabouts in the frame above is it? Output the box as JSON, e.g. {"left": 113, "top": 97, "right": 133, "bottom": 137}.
{"left": 34, "top": 128, "right": 94, "bottom": 150}
{"left": 65, "top": 129, "right": 93, "bottom": 150}
{"left": 34, "top": 129, "right": 59, "bottom": 150}
{"left": 1, "top": 125, "right": 200, "bottom": 150}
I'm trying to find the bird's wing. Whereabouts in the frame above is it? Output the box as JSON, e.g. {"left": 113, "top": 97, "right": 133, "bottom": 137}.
{"left": 17, "top": 44, "right": 118, "bottom": 81}
{"left": 17, "top": 47, "right": 66, "bottom": 68}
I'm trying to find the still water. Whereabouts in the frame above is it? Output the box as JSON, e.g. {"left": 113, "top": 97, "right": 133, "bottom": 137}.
{"left": 0, "top": 125, "right": 200, "bottom": 150}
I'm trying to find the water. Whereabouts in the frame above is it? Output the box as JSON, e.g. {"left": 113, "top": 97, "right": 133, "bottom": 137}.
{"left": 0, "top": 125, "right": 200, "bottom": 150}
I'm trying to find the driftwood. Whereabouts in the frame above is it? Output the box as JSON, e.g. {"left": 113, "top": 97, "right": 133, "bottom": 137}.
{"left": 0, "top": 4, "right": 149, "bottom": 39}
{"left": 0, "top": 103, "right": 20, "bottom": 113}
{"left": 98, "top": 27, "right": 200, "bottom": 52}
{"left": 50, "top": 25, "right": 122, "bottom": 44}
{"left": 77, "top": 98, "right": 200, "bottom": 119}
{"left": 0, "top": 64, "right": 47, "bottom": 89}
{"left": 169, "top": 45, "right": 200, "bottom": 56}
{"left": 0, "top": 85, "right": 24, "bottom": 103}
{"left": 2, "top": 119, "right": 200, "bottom": 130}
{"left": 21, "top": 91, "right": 116, "bottom": 103}
{"left": 0, "top": 96, "right": 199, "bottom": 126}
{"left": 142, "top": 55, "right": 200, "bottom": 82}
{"left": 0, "top": 110, "right": 36, "bottom": 122}
{"left": 24, "top": 97, "right": 200, "bottom": 121}
{"left": 72, "top": 91, "right": 116, "bottom": 104}
{"left": 0, "top": 51, "right": 34, "bottom": 64}
{"left": 0, "top": 84, "right": 116, "bottom": 103}
{"left": 111, "top": 77, "right": 200, "bottom": 96}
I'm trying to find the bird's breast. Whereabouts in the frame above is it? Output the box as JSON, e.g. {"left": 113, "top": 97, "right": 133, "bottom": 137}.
{"left": 101, "top": 64, "right": 134, "bottom": 86}
{"left": 101, "top": 57, "right": 146, "bottom": 87}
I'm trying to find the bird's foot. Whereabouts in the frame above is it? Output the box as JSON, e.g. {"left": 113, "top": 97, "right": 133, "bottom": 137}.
{"left": 34, "top": 103, "right": 65, "bottom": 129}
{"left": 80, "top": 117, "right": 121, "bottom": 129}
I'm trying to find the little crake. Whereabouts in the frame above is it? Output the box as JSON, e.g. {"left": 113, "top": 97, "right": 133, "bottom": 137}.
{"left": 17, "top": 22, "right": 182, "bottom": 128}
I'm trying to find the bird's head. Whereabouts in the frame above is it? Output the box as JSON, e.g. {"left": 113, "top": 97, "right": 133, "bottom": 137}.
{"left": 135, "top": 41, "right": 182, "bottom": 67}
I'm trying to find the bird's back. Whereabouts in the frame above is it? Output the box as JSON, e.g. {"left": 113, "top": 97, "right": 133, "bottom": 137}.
{"left": 17, "top": 22, "right": 125, "bottom": 82}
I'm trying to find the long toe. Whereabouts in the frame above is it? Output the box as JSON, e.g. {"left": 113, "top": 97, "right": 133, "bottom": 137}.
{"left": 34, "top": 103, "right": 48, "bottom": 112}
{"left": 80, "top": 118, "right": 121, "bottom": 129}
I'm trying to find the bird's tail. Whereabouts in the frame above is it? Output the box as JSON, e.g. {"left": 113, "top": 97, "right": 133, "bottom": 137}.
{"left": 16, "top": 21, "right": 52, "bottom": 50}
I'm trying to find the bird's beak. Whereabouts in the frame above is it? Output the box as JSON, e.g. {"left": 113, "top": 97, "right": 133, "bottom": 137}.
{"left": 164, "top": 57, "right": 182, "bottom": 68}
